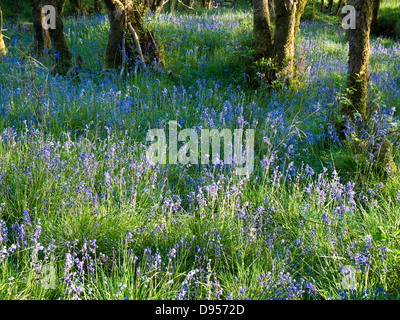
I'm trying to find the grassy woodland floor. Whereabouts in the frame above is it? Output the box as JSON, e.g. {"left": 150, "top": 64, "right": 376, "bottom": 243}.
{"left": 0, "top": 4, "right": 400, "bottom": 300}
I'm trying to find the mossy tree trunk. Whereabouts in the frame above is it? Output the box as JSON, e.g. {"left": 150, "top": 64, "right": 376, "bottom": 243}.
{"left": 274, "top": 0, "right": 297, "bottom": 72}
{"left": 341, "top": 0, "right": 373, "bottom": 123}
{"left": 29, "top": 0, "right": 51, "bottom": 57}
{"left": 69, "top": 0, "right": 82, "bottom": 15}
{"left": 0, "top": 6, "right": 6, "bottom": 58}
{"left": 269, "top": 0, "right": 275, "bottom": 22}
{"left": 103, "top": 0, "right": 159, "bottom": 70}
{"left": 43, "top": 0, "right": 73, "bottom": 75}
{"left": 253, "top": 0, "right": 306, "bottom": 83}
{"left": 338, "top": 0, "right": 396, "bottom": 174}
{"left": 253, "top": 0, "right": 274, "bottom": 61}
{"left": 201, "top": 0, "right": 212, "bottom": 9}
{"left": 294, "top": 0, "right": 307, "bottom": 35}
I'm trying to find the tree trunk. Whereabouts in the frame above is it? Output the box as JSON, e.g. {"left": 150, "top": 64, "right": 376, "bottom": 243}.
{"left": 342, "top": 0, "right": 373, "bottom": 122}
{"left": 274, "top": 0, "right": 297, "bottom": 73}
{"left": 339, "top": 0, "right": 396, "bottom": 174}
{"left": 103, "top": 0, "right": 159, "bottom": 70}
{"left": 103, "top": 0, "right": 125, "bottom": 69}
{"left": 43, "top": 0, "right": 73, "bottom": 75}
{"left": 371, "top": 0, "right": 380, "bottom": 34}
{"left": 150, "top": 0, "right": 165, "bottom": 13}
{"left": 335, "top": 0, "right": 343, "bottom": 16}
{"left": 170, "top": 0, "right": 176, "bottom": 13}
{"left": 320, "top": 0, "right": 324, "bottom": 12}
{"left": 269, "top": 0, "right": 275, "bottom": 22}
{"left": 201, "top": 0, "right": 212, "bottom": 9}
{"left": 253, "top": 0, "right": 274, "bottom": 61}
{"left": 327, "top": 0, "right": 333, "bottom": 13}
{"left": 295, "top": 0, "right": 307, "bottom": 36}
{"left": 94, "top": 0, "right": 102, "bottom": 13}
{"left": 165, "top": 0, "right": 177, "bottom": 12}
{"left": 29, "top": 0, "right": 51, "bottom": 57}
{"left": 253, "top": 0, "right": 307, "bottom": 84}
{"left": 69, "top": 0, "right": 82, "bottom": 15}
{"left": 0, "top": 6, "right": 6, "bottom": 59}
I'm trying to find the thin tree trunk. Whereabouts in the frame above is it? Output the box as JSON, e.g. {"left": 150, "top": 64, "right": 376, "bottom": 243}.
{"left": 201, "top": 0, "right": 212, "bottom": 9}
{"left": 320, "top": 0, "right": 324, "bottom": 12}
{"left": 335, "top": 0, "right": 343, "bottom": 15}
{"left": 170, "top": 0, "right": 176, "bottom": 13}
{"left": 327, "top": 0, "right": 333, "bottom": 13}
{"left": 150, "top": 0, "right": 165, "bottom": 13}
{"left": 43, "top": 0, "right": 73, "bottom": 75}
{"left": 0, "top": 6, "right": 6, "bottom": 58}
{"left": 29, "top": 0, "right": 51, "bottom": 56}
{"left": 295, "top": 0, "right": 307, "bottom": 36}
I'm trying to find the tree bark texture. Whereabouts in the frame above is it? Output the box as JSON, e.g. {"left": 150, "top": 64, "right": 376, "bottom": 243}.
{"left": 343, "top": 0, "right": 373, "bottom": 121}
{"left": 274, "top": 0, "right": 297, "bottom": 72}
{"left": 253, "top": 0, "right": 274, "bottom": 60}
{"left": 269, "top": 0, "right": 275, "bottom": 22}
{"left": 294, "top": 0, "right": 307, "bottom": 35}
